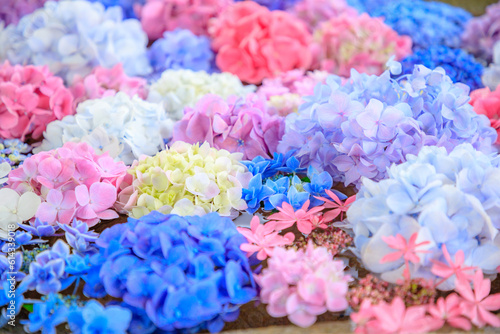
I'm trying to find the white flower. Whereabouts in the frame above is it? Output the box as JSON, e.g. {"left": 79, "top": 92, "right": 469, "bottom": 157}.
{"left": 0, "top": 162, "right": 10, "bottom": 185}
{"left": 147, "top": 69, "right": 256, "bottom": 120}
{"left": 0, "top": 189, "right": 41, "bottom": 239}
{"left": 171, "top": 198, "right": 206, "bottom": 216}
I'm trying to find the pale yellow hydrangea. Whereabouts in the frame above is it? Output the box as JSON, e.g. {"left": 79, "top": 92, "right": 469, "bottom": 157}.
{"left": 118, "top": 141, "right": 252, "bottom": 218}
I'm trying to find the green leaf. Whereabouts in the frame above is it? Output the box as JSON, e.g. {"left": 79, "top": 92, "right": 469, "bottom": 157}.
{"left": 23, "top": 304, "right": 33, "bottom": 312}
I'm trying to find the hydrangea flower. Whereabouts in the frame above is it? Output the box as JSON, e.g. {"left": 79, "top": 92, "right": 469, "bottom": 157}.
{"left": 482, "top": 41, "right": 500, "bottom": 91}
{"left": 147, "top": 69, "right": 255, "bottom": 120}
{"left": 34, "top": 92, "right": 174, "bottom": 165}
{"left": 0, "top": 188, "right": 40, "bottom": 239}
{"left": 70, "top": 64, "right": 148, "bottom": 107}
{"left": 118, "top": 141, "right": 252, "bottom": 218}
{"left": 67, "top": 300, "right": 132, "bottom": 334}
{"left": 21, "top": 294, "right": 70, "bottom": 334}
{"left": 6, "top": 141, "right": 127, "bottom": 227}
{"left": 209, "top": 1, "right": 312, "bottom": 84}
{"left": 172, "top": 94, "right": 284, "bottom": 160}
{"left": 147, "top": 29, "right": 215, "bottom": 81}
{"left": 347, "top": 144, "right": 500, "bottom": 289}
{"left": 88, "top": 212, "right": 258, "bottom": 333}
{"left": 235, "top": 0, "right": 299, "bottom": 11}
{"left": 0, "top": 0, "right": 50, "bottom": 26}
{"left": 87, "top": 0, "right": 145, "bottom": 19}
{"left": 0, "top": 61, "right": 74, "bottom": 141}
{"left": 288, "top": 0, "right": 357, "bottom": 31}
{"left": 278, "top": 64, "right": 497, "bottom": 188}
{"left": 19, "top": 218, "right": 59, "bottom": 238}
{"left": 311, "top": 13, "right": 412, "bottom": 77}
{"left": 0, "top": 139, "right": 31, "bottom": 167}
{"left": 400, "top": 45, "right": 484, "bottom": 91}
{"left": 256, "top": 242, "right": 350, "bottom": 327}
{"left": 0, "top": 162, "right": 9, "bottom": 186}
{"left": 257, "top": 70, "right": 328, "bottom": 116}
{"left": 461, "top": 3, "right": 500, "bottom": 63}
{"left": 470, "top": 86, "right": 500, "bottom": 145}
{"left": 368, "top": 0, "right": 471, "bottom": 50}
{"left": 136, "top": 0, "right": 232, "bottom": 40}
{"left": 0, "top": 0, "right": 151, "bottom": 84}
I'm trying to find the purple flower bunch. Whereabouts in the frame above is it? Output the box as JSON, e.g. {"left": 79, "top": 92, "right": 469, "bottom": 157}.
{"left": 278, "top": 64, "right": 497, "bottom": 188}
{"left": 88, "top": 211, "right": 258, "bottom": 333}
{"left": 0, "top": 0, "right": 50, "bottom": 26}
{"left": 172, "top": 94, "right": 285, "bottom": 160}
{"left": 461, "top": 3, "right": 500, "bottom": 63}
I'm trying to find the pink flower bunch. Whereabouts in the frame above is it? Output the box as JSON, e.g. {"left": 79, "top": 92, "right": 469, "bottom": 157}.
{"left": 256, "top": 242, "right": 350, "bottom": 327}
{"left": 237, "top": 216, "right": 295, "bottom": 260}
{"left": 70, "top": 64, "right": 148, "bottom": 108}
{"left": 470, "top": 87, "right": 500, "bottom": 145}
{"left": 288, "top": 0, "right": 357, "bottom": 32}
{"left": 5, "top": 142, "right": 127, "bottom": 227}
{"left": 172, "top": 94, "right": 285, "bottom": 160}
{"left": 257, "top": 69, "right": 328, "bottom": 116}
{"left": 351, "top": 270, "right": 500, "bottom": 333}
{"left": 269, "top": 200, "right": 325, "bottom": 234}
{"left": 209, "top": 1, "right": 313, "bottom": 84}
{"left": 136, "top": 0, "right": 232, "bottom": 40}
{"left": 0, "top": 61, "right": 74, "bottom": 141}
{"left": 311, "top": 13, "right": 412, "bottom": 77}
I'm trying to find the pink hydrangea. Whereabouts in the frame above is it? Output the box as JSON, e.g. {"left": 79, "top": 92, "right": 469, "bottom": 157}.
{"left": 70, "top": 64, "right": 148, "bottom": 108}
{"left": 311, "top": 13, "right": 412, "bottom": 77}
{"left": 257, "top": 69, "right": 328, "bottom": 116}
{"left": 172, "top": 94, "right": 285, "bottom": 160}
{"left": 136, "top": 0, "right": 232, "bottom": 40}
{"left": 209, "top": 1, "right": 313, "bottom": 84}
{"left": 470, "top": 87, "right": 500, "bottom": 145}
{"left": 288, "top": 0, "right": 357, "bottom": 32}
{"left": 5, "top": 142, "right": 127, "bottom": 227}
{"left": 0, "top": 61, "right": 74, "bottom": 141}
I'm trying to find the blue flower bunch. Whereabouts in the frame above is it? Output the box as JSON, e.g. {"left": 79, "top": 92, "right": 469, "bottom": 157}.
{"left": 234, "top": 0, "right": 300, "bottom": 10}
{"left": 242, "top": 153, "right": 347, "bottom": 213}
{"left": 0, "top": 139, "right": 31, "bottom": 167}
{"left": 278, "top": 64, "right": 497, "bottom": 189}
{"left": 0, "top": 0, "right": 151, "bottom": 84}
{"left": 86, "top": 212, "right": 257, "bottom": 333}
{"left": 347, "top": 144, "right": 500, "bottom": 290}
{"left": 366, "top": 0, "right": 471, "bottom": 50}
{"left": 147, "top": 28, "right": 215, "bottom": 81}
{"left": 87, "top": 0, "right": 145, "bottom": 19}
{"left": 400, "top": 45, "right": 484, "bottom": 91}
{"left": 345, "top": 0, "right": 388, "bottom": 14}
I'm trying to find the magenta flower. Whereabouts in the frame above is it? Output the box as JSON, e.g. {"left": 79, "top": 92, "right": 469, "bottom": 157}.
{"left": 36, "top": 189, "right": 77, "bottom": 225}
{"left": 75, "top": 183, "right": 119, "bottom": 227}
{"left": 268, "top": 200, "right": 324, "bottom": 234}
{"left": 427, "top": 294, "right": 472, "bottom": 331}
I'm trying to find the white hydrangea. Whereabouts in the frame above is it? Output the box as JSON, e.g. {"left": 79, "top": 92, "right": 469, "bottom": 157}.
{"left": 147, "top": 69, "right": 256, "bottom": 120}
{"left": 34, "top": 92, "right": 174, "bottom": 165}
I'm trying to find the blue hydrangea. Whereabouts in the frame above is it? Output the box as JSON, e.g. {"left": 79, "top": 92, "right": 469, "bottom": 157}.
{"left": 67, "top": 300, "right": 132, "bottom": 334}
{"left": 87, "top": 212, "right": 257, "bottom": 333}
{"left": 147, "top": 28, "right": 215, "bottom": 81}
{"left": 0, "top": 0, "right": 151, "bottom": 84}
{"left": 346, "top": 0, "right": 389, "bottom": 14}
{"left": 400, "top": 45, "right": 484, "bottom": 91}
{"left": 235, "top": 0, "right": 300, "bottom": 10}
{"left": 347, "top": 144, "right": 500, "bottom": 290}
{"left": 366, "top": 0, "right": 471, "bottom": 50}
{"left": 87, "top": 0, "right": 144, "bottom": 19}
{"left": 278, "top": 64, "right": 497, "bottom": 188}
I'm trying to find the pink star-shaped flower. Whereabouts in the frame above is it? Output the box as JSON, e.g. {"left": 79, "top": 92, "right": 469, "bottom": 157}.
{"left": 314, "top": 189, "right": 355, "bottom": 222}
{"left": 431, "top": 244, "right": 476, "bottom": 287}
{"left": 427, "top": 294, "right": 471, "bottom": 331}
{"left": 268, "top": 200, "right": 324, "bottom": 234}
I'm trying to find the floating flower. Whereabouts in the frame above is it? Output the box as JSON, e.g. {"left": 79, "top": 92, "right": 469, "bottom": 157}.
{"left": 235, "top": 0, "right": 298, "bottom": 11}
{"left": 0, "top": 0, "right": 151, "bottom": 84}
{"left": 147, "top": 69, "right": 254, "bottom": 120}
{"left": 172, "top": 94, "right": 284, "bottom": 160}
{"left": 0, "top": 139, "right": 31, "bottom": 168}
{"left": 470, "top": 85, "right": 500, "bottom": 145}
{"left": 118, "top": 141, "right": 252, "bottom": 218}
{"left": 67, "top": 300, "right": 132, "bottom": 334}
{"left": 136, "top": 0, "right": 232, "bottom": 40}
{"left": 482, "top": 41, "right": 500, "bottom": 90}
{"left": 35, "top": 92, "right": 173, "bottom": 165}
{"left": 0, "top": 188, "right": 41, "bottom": 239}
{"left": 86, "top": 0, "right": 145, "bottom": 19}
{"left": 0, "top": 0, "right": 50, "bottom": 25}
{"left": 288, "top": 0, "right": 357, "bottom": 31}
{"left": 209, "top": 1, "right": 312, "bottom": 84}
{"left": 311, "top": 13, "right": 412, "bottom": 76}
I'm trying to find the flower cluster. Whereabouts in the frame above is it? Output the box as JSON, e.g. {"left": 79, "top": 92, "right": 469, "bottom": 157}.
{"left": 0, "top": 188, "right": 40, "bottom": 238}
{"left": 461, "top": 3, "right": 500, "bottom": 63}
{"left": 347, "top": 144, "right": 500, "bottom": 289}
{"left": 172, "top": 94, "right": 284, "bottom": 160}
{"left": 256, "top": 243, "right": 350, "bottom": 327}
{"left": 90, "top": 211, "right": 257, "bottom": 333}
{"left": 311, "top": 13, "right": 412, "bottom": 77}
{"left": 369, "top": 0, "right": 471, "bottom": 50}
{"left": 6, "top": 141, "right": 127, "bottom": 227}
{"left": 209, "top": 1, "right": 312, "bottom": 84}
{"left": 257, "top": 70, "right": 328, "bottom": 116}
{"left": 0, "top": 139, "right": 31, "bottom": 167}
{"left": 400, "top": 45, "right": 484, "bottom": 91}
{"left": 278, "top": 64, "right": 497, "bottom": 188}
{"left": 87, "top": 0, "right": 145, "bottom": 19}
{"left": 235, "top": 0, "right": 299, "bottom": 11}
{"left": 0, "top": 61, "right": 74, "bottom": 141}
{"left": 482, "top": 41, "right": 500, "bottom": 91}
{"left": 137, "top": 0, "right": 232, "bottom": 40}
{"left": 470, "top": 86, "right": 500, "bottom": 145}
{"left": 147, "top": 29, "right": 215, "bottom": 81}
{"left": 34, "top": 92, "right": 174, "bottom": 165}
{"left": 0, "top": 0, "right": 151, "bottom": 84}
{"left": 345, "top": 0, "right": 385, "bottom": 14}
{"left": 288, "top": 0, "right": 357, "bottom": 32}
{"left": 0, "top": 0, "right": 49, "bottom": 25}
{"left": 118, "top": 141, "right": 252, "bottom": 218}
{"left": 147, "top": 69, "right": 255, "bottom": 120}
{"left": 70, "top": 64, "right": 147, "bottom": 107}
